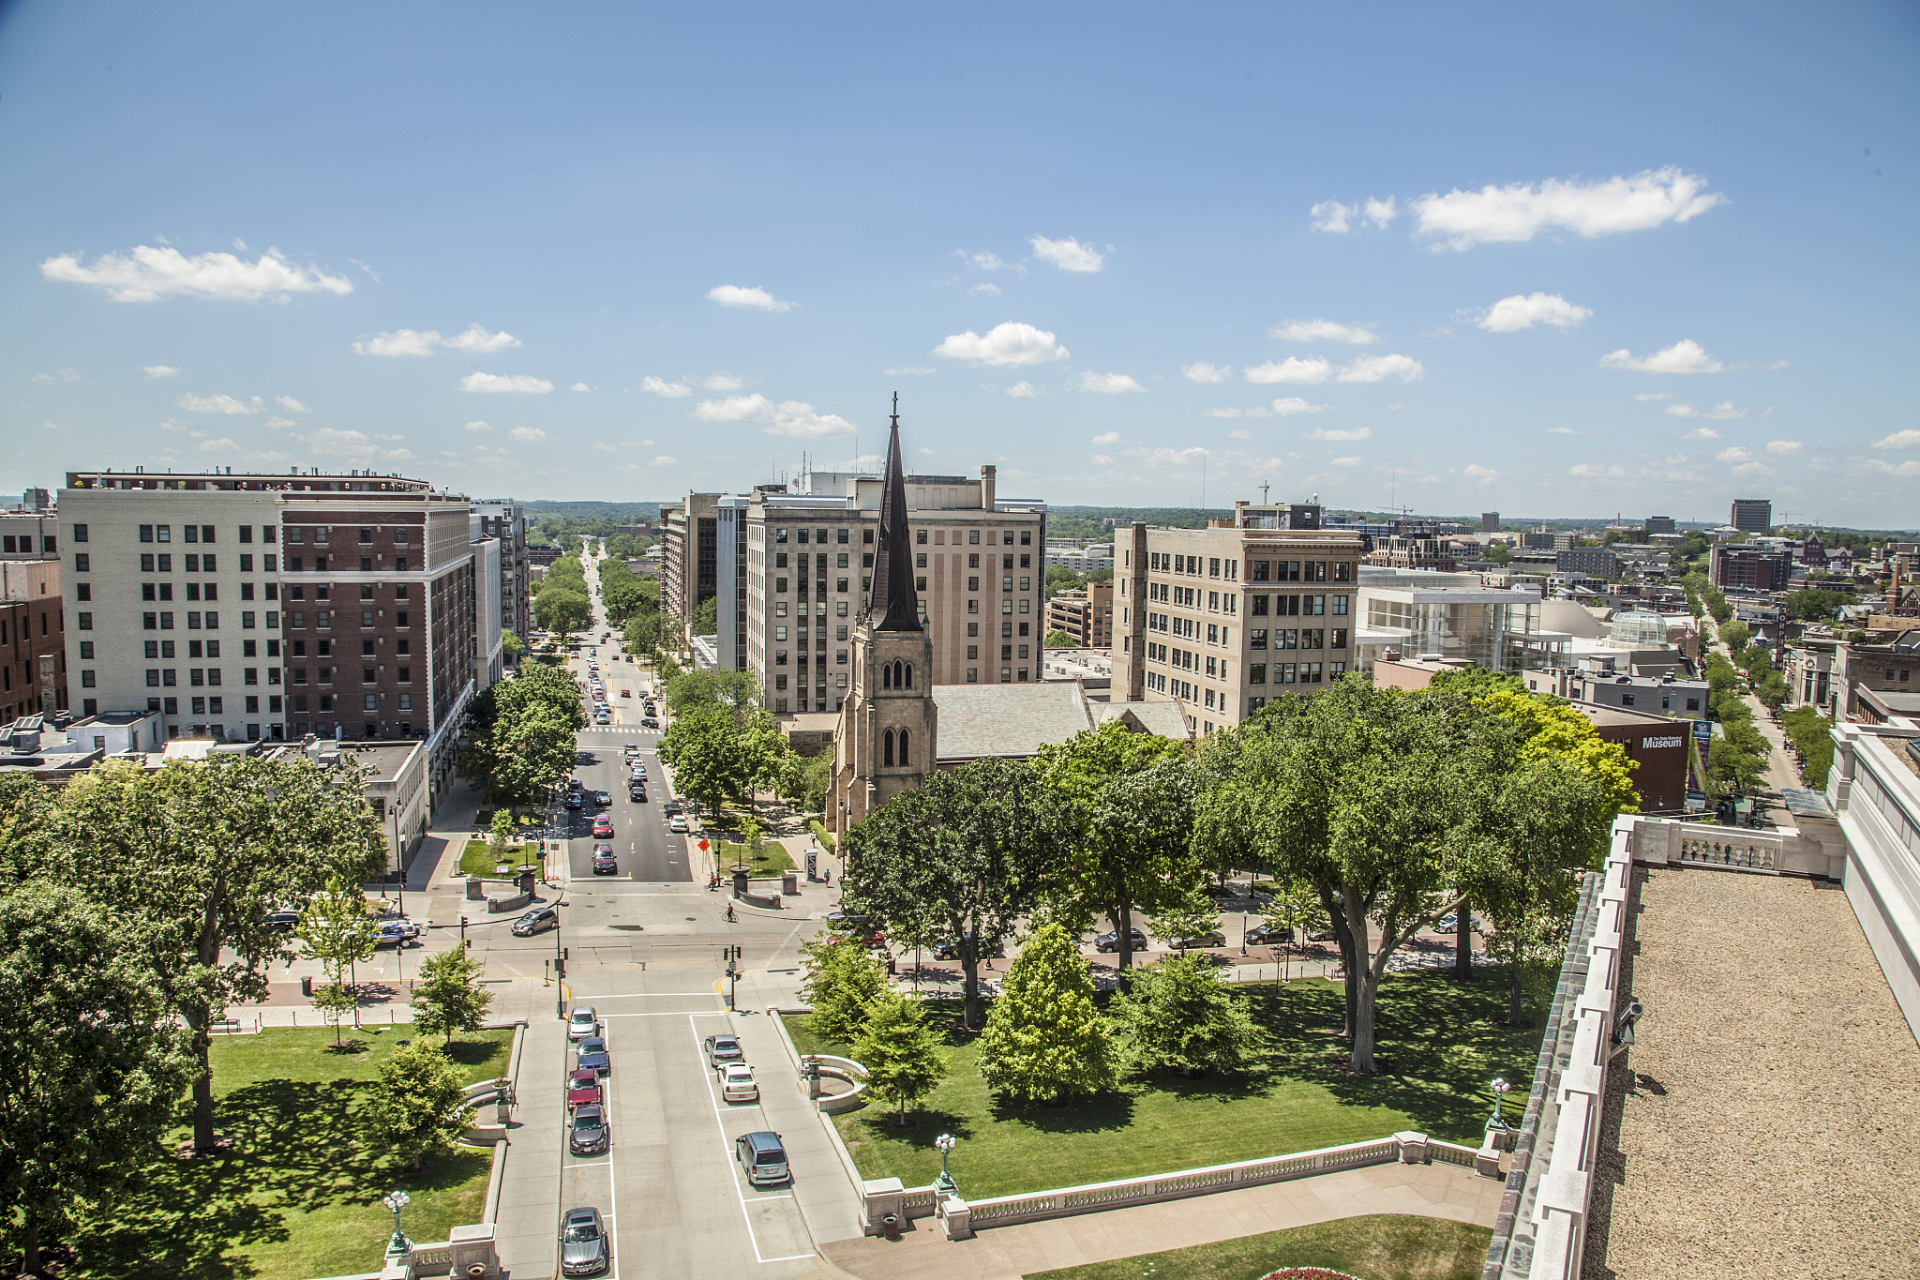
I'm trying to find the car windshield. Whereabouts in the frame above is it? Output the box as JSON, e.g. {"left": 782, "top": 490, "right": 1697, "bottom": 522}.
{"left": 564, "top": 1222, "right": 600, "bottom": 1242}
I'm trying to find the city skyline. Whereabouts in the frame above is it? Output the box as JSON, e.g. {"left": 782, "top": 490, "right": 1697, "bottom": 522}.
{"left": 4, "top": 2, "right": 1915, "bottom": 524}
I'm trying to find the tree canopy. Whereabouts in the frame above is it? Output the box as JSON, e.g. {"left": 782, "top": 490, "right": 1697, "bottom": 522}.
{"left": 458, "top": 661, "right": 585, "bottom": 805}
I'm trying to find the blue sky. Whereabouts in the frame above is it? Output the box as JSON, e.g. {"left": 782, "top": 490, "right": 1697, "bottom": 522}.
{"left": 4, "top": 2, "right": 1916, "bottom": 525}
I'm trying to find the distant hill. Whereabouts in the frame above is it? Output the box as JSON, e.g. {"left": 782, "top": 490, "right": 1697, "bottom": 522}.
{"left": 522, "top": 500, "right": 662, "bottom": 520}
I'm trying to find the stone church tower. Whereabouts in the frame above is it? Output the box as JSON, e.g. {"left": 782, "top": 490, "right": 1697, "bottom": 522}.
{"left": 831, "top": 399, "right": 937, "bottom": 841}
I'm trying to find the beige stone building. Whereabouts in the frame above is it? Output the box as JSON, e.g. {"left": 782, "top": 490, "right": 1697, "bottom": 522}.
{"left": 1113, "top": 503, "right": 1364, "bottom": 736}
{"left": 1046, "top": 581, "right": 1114, "bottom": 648}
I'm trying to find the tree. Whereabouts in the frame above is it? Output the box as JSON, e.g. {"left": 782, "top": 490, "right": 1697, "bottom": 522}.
{"left": 298, "top": 878, "right": 379, "bottom": 997}
{"left": 1045, "top": 565, "right": 1086, "bottom": 595}
{"left": 976, "top": 921, "right": 1115, "bottom": 1104}
{"left": 842, "top": 758, "right": 1061, "bottom": 1029}
{"left": 1114, "top": 952, "right": 1266, "bottom": 1078}
{"left": 534, "top": 586, "right": 592, "bottom": 635}
{"left": 1783, "top": 707, "right": 1836, "bottom": 787}
{"left": 656, "top": 706, "right": 786, "bottom": 815}
{"left": 364, "top": 1042, "right": 466, "bottom": 1170}
{"left": 1720, "top": 620, "right": 1752, "bottom": 654}
{"left": 1033, "top": 721, "right": 1194, "bottom": 983}
{"left": 1043, "top": 629, "right": 1078, "bottom": 648}
{"left": 1485, "top": 541, "right": 1512, "bottom": 565}
{"left": 489, "top": 808, "right": 517, "bottom": 858}
{"left": 1145, "top": 889, "right": 1221, "bottom": 948}
{"left": 56, "top": 756, "right": 388, "bottom": 1151}
{"left": 0, "top": 882, "right": 194, "bottom": 1275}
{"left": 852, "top": 989, "right": 947, "bottom": 1126}
{"left": 664, "top": 668, "right": 762, "bottom": 716}
{"left": 0, "top": 773, "right": 60, "bottom": 884}
{"left": 411, "top": 946, "right": 495, "bottom": 1044}
{"left": 501, "top": 630, "right": 526, "bottom": 662}
{"left": 777, "top": 750, "right": 832, "bottom": 815}
{"left": 458, "top": 662, "right": 584, "bottom": 805}
{"left": 798, "top": 934, "right": 887, "bottom": 1044}
{"left": 1783, "top": 588, "right": 1850, "bottom": 622}
{"left": 311, "top": 981, "right": 360, "bottom": 1047}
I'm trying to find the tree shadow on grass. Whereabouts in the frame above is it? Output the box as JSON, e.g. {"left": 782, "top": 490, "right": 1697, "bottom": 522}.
{"left": 443, "top": 1037, "right": 502, "bottom": 1069}
{"left": 985, "top": 1089, "right": 1138, "bottom": 1136}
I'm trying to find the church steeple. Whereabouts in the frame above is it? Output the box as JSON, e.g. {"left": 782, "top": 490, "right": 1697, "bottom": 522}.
{"left": 868, "top": 393, "right": 922, "bottom": 632}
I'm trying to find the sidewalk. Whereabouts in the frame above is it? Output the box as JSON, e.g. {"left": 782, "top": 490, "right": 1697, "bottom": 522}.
{"left": 490, "top": 983, "right": 571, "bottom": 1280}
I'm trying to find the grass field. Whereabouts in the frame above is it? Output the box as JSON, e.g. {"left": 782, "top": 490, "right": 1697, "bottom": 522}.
{"left": 712, "top": 838, "right": 796, "bottom": 875}
{"left": 788, "top": 969, "right": 1542, "bottom": 1199}
{"left": 59, "top": 1026, "right": 513, "bottom": 1280}
{"left": 460, "top": 839, "right": 543, "bottom": 878}
{"left": 1023, "top": 1214, "right": 1492, "bottom": 1280}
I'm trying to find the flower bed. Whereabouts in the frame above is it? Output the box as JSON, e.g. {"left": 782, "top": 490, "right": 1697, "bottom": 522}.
{"left": 1257, "top": 1270, "right": 1364, "bottom": 1280}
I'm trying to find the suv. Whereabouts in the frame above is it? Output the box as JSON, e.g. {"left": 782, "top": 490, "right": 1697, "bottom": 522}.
{"left": 735, "top": 1131, "right": 789, "bottom": 1186}
{"left": 512, "top": 906, "right": 559, "bottom": 937}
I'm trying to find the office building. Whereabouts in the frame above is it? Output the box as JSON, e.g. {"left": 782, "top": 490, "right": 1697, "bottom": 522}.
{"left": 744, "top": 462, "right": 1047, "bottom": 714}
{"left": 1523, "top": 530, "right": 1576, "bottom": 551}
{"left": 472, "top": 498, "right": 531, "bottom": 645}
{"left": 1730, "top": 498, "right": 1773, "bottom": 534}
{"left": 1112, "top": 503, "right": 1365, "bottom": 735}
{"left": 1481, "top": 512, "right": 1500, "bottom": 533}
{"left": 1557, "top": 547, "right": 1621, "bottom": 579}
{"left": 1645, "top": 515, "right": 1676, "bottom": 536}
{"left": 2, "top": 559, "right": 66, "bottom": 724}
{"left": 1046, "top": 582, "right": 1114, "bottom": 648}
{"left": 1, "top": 508, "right": 61, "bottom": 559}
{"left": 1355, "top": 569, "right": 1562, "bottom": 674}
{"left": 1709, "top": 544, "right": 1794, "bottom": 592}
{"left": 58, "top": 468, "right": 501, "bottom": 805}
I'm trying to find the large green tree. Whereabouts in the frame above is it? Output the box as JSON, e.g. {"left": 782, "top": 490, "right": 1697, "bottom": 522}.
{"left": 656, "top": 706, "right": 786, "bottom": 816}
{"left": 852, "top": 989, "right": 948, "bottom": 1127}
{"left": 798, "top": 934, "right": 887, "bottom": 1044}
{"left": 297, "top": 877, "right": 379, "bottom": 998}
{"left": 458, "top": 661, "right": 585, "bottom": 805}
{"left": 976, "top": 921, "right": 1115, "bottom": 1104}
{"left": 664, "top": 668, "right": 762, "bottom": 716}
{"left": 1113, "top": 951, "right": 1266, "bottom": 1079}
{"left": 364, "top": 1042, "right": 467, "bottom": 1171}
{"left": 411, "top": 946, "right": 496, "bottom": 1044}
{"left": 842, "top": 757, "right": 1062, "bottom": 1028}
{"left": 533, "top": 586, "right": 592, "bottom": 635}
{"left": 0, "top": 882, "right": 194, "bottom": 1275}
{"left": 1033, "top": 721, "right": 1193, "bottom": 981}
{"left": 55, "top": 756, "right": 388, "bottom": 1150}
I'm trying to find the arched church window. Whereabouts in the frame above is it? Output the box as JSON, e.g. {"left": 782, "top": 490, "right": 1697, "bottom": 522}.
{"left": 899, "top": 729, "right": 910, "bottom": 765}
{"left": 904, "top": 663, "right": 913, "bottom": 688}
{"left": 883, "top": 728, "right": 894, "bottom": 767}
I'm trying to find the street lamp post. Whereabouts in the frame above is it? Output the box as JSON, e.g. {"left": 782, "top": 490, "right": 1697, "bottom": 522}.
{"left": 933, "top": 1133, "right": 958, "bottom": 1197}
{"left": 1486, "top": 1076, "right": 1513, "bottom": 1132}
{"left": 382, "top": 1189, "right": 411, "bottom": 1259}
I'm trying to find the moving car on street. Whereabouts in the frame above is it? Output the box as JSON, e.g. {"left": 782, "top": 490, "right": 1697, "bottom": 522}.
{"left": 511, "top": 906, "right": 559, "bottom": 937}
{"left": 592, "top": 815, "right": 614, "bottom": 838}
{"left": 594, "top": 790, "right": 611, "bottom": 806}
{"left": 592, "top": 844, "right": 618, "bottom": 874}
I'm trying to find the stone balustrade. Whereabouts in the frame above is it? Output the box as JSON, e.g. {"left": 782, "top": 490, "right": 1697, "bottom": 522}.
{"left": 1626, "top": 814, "right": 1844, "bottom": 880}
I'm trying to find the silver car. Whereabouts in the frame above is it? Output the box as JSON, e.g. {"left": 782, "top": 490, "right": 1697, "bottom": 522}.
{"left": 560, "top": 1205, "right": 609, "bottom": 1276}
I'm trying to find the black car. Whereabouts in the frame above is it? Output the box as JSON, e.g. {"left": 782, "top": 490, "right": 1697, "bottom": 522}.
{"left": 565, "top": 792, "right": 583, "bottom": 810}
{"left": 511, "top": 906, "right": 559, "bottom": 937}
{"left": 629, "top": 786, "right": 647, "bottom": 803}
{"left": 560, "top": 1206, "right": 609, "bottom": 1277}
{"left": 1093, "top": 927, "right": 1150, "bottom": 954}
{"left": 569, "top": 1104, "right": 609, "bottom": 1156}
{"left": 932, "top": 934, "right": 1004, "bottom": 961}
{"left": 576, "top": 1048, "right": 610, "bottom": 1076}
{"left": 261, "top": 909, "right": 302, "bottom": 933}
{"left": 663, "top": 800, "right": 683, "bottom": 816}
{"left": 1244, "top": 922, "right": 1293, "bottom": 947}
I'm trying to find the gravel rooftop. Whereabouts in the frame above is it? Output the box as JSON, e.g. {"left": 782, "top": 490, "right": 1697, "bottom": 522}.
{"left": 1584, "top": 866, "right": 1920, "bottom": 1278}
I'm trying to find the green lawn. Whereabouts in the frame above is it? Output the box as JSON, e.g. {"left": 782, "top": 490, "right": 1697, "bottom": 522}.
{"left": 58, "top": 1026, "right": 513, "bottom": 1280}
{"left": 460, "top": 839, "right": 544, "bottom": 878}
{"left": 1023, "top": 1214, "right": 1491, "bottom": 1280}
{"left": 713, "top": 838, "right": 796, "bottom": 875}
{"left": 790, "top": 970, "right": 1541, "bottom": 1199}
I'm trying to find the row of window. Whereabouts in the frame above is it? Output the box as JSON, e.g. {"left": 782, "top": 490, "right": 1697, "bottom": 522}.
{"left": 1249, "top": 628, "right": 1347, "bottom": 650}
{"left": 769, "top": 526, "right": 1034, "bottom": 547}
{"left": 1144, "top": 552, "right": 1353, "bottom": 584}
{"left": 112, "top": 524, "right": 414, "bottom": 547}
{"left": 1249, "top": 662, "right": 1345, "bottom": 685}
{"left": 2, "top": 535, "right": 53, "bottom": 554}
{"left": 964, "top": 668, "right": 1029, "bottom": 683}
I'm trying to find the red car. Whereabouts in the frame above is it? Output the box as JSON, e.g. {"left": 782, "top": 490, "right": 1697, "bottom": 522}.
{"left": 592, "top": 843, "right": 618, "bottom": 875}
{"left": 591, "top": 815, "right": 614, "bottom": 838}
{"left": 567, "top": 1068, "right": 601, "bottom": 1109}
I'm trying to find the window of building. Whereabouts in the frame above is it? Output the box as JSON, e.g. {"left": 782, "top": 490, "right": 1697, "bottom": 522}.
{"left": 916, "top": 529, "right": 927, "bottom": 545}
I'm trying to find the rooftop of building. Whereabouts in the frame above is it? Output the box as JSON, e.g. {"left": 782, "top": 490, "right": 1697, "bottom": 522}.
{"left": 1565, "top": 700, "right": 1685, "bottom": 730}
{"left": 64, "top": 467, "right": 463, "bottom": 498}
{"left": 931, "top": 683, "right": 1187, "bottom": 761}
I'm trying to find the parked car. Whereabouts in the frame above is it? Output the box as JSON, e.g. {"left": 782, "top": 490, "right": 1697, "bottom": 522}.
{"left": 735, "top": 1131, "right": 789, "bottom": 1186}
{"left": 576, "top": 1049, "right": 610, "bottom": 1076}
{"left": 568, "top": 1007, "right": 600, "bottom": 1040}
{"left": 826, "top": 912, "right": 886, "bottom": 947}
{"left": 704, "top": 1033, "right": 744, "bottom": 1067}
{"left": 663, "top": 800, "right": 683, "bottom": 816}
{"left": 560, "top": 1206, "right": 610, "bottom": 1277}
{"left": 719, "top": 1063, "right": 759, "bottom": 1102}
{"left": 1244, "top": 922, "right": 1292, "bottom": 947}
{"left": 1168, "top": 930, "right": 1227, "bottom": 950}
{"left": 931, "top": 934, "right": 1003, "bottom": 961}
{"left": 1436, "top": 913, "right": 1487, "bottom": 934}
{"left": 569, "top": 1105, "right": 609, "bottom": 1156}
{"left": 566, "top": 1068, "right": 602, "bottom": 1110}
{"left": 592, "top": 815, "right": 614, "bottom": 838}
{"left": 592, "top": 845, "right": 618, "bottom": 875}
{"left": 668, "top": 814, "right": 689, "bottom": 833}
{"left": 512, "top": 906, "right": 560, "bottom": 937}
{"left": 1093, "top": 927, "right": 1150, "bottom": 954}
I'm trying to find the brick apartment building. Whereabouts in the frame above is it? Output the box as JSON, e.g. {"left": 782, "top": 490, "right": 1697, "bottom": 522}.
{"left": 1046, "top": 581, "right": 1114, "bottom": 648}
{"left": 1, "top": 560, "right": 66, "bottom": 725}
{"left": 1710, "top": 544, "right": 1794, "bottom": 592}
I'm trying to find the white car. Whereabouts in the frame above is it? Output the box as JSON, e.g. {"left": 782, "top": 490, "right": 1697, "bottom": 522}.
{"left": 568, "top": 1007, "right": 601, "bottom": 1041}
{"left": 719, "top": 1062, "right": 759, "bottom": 1103}
{"left": 668, "top": 814, "right": 689, "bottom": 833}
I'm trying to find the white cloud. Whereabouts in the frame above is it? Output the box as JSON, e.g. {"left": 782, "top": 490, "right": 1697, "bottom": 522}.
{"left": 302, "top": 427, "right": 412, "bottom": 463}
{"left": 460, "top": 372, "right": 553, "bottom": 394}
{"left": 354, "top": 329, "right": 439, "bottom": 357}
{"left": 642, "top": 376, "right": 693, "bottom": 398}
{"left": 1309, "top": 198, "right": 1397, "bottom": 233}
{"left": 464, "top": 420, "right": 491, "bottom": 432}
{"left": 1479, "top": 293, "right": 1592, "bottom": 332}
{"left": 1412, "top": 167, "right": 1724, "bottom": 250}
{"left": 264, "top": 416, "right": 295, "bottom": 429}
{"left": 1331, "top": 456, "right": 1363, "bottom": 467}
{"left": 1271, "top": 397, "right": 1329, "bottom": 416}
{"left": 707, "top": 285, "right": 793, "bottom": 311}
{"left": 1677, "top": 427, "right": 1722, "bottom": 440}
{"left": 1338, "top": 353, "right": 1424, "bottom": 383}
{"left": 42, "top": 420, "right": 72, "bottom": 431}
{"left": 1569, "top": 463, "right": 1640, "bottom": 479}
{"left": 885, "top": 365, "right": 935, "bottom": 376}
{"left": 1079, "top": 371, "right": 1145, "bottom": 394}
{"left": 1766, "top": 440, "right": 1803, "bottom": 456}
{"left": 1732, "top": 460, "right": 1772, "bottom": 478}
{"left": 959, "top": 250, "right": 1011, "bottom": 271}
{"left": 40, "top": 244, "right": 354, "bottom": 302}
{"left": 1006, "top": 381, "right": 1042, "bottom": 398}
{"left": 176, "top": 392, "right": 258, "bottom": 414}
{"left": 1182, "top": 362, "right": 1233, "bottom": 383}
{"left": 275, "top": 395, "right": 311, "bottom": 413}
{"left": 968, "top": 282, "right": 1002, "bottom": 298}
{"left": 1228, "top": 429, "right": 1252, "bottom": 440}
{"left": 1030, "top": 236, "right": 1104, "bottom": 272}
{"left": 1091, "top": 431, "right": 1120, "bottom": 445}
{"left": 934, "top": 321, "right": 1069, "bottom": 367}
{"left": 1716, "top": 446, "right": 1755, "bottom": 464}
{"left": 1664, "top": 400, "right": 1748, "bottom": 419}
{"left": 1305, "top": 426, "right": 1372, "bottom": 441}
{"left": 1545, "top": 427, "right": 1578, "bottom": 435}
{"left": 1857, "top": 459, "right": 1920, "bottom": 477}
{"left": 651, "top": 455, "right": 680, "bottom": 466}
{"left": 1271, "top": 319, "right": 1378, "bottom": 345}
{"left": 509, "top": 427, "right": 548, "bottom": 442}
{"left": 1600, "top": 339, "right": 1722, "bottom": 374}
{"left": 1872, "top": 429, "right": 1920, "bottom": 451}
{"left": 31, "top": 369, "right": 79, "bottom": 385}
{"left": 692, "top": 393, "right": 855, "bottom": 438}
{"left": 160, "top": 418, "right": 204, "bottom": 437}
{"left": 702, "top": 374, "right": 744, "bottom": 390}
{"left": 1463, "top": 463, "right": 1498, "bottom": 482}
{"left": 571, "top": 382, "right": 590, "bottom": 392}
{"left": 141, "top": 365, "right": 179, "bottom": 379}
{"left": 196, "top": 437, "right": 238, "bottom": 452}
{"left": 1091, "top": 453, "right": 1115, "bottom": 466}
{"left": 1636, "top": 392, "right": 1673, "bottom": 401}
{"left": 1245, "top": 356, "right": 1332, "bottom": 385}
{"left": 442, "top": 324, "right": 520, "bottom": 353}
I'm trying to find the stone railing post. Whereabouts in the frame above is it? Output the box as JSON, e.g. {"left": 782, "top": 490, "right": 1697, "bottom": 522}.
{"left": 1394, "top": 1130, "right": 1430, "bottom": 1164}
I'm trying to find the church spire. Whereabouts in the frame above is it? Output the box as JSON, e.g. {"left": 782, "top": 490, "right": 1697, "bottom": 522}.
{"left": 868, "top": 393, "right": 922, "bottom": 632}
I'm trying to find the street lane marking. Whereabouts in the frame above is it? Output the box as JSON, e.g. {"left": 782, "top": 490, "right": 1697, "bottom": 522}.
{"left": 688, "top": 1014, "right": 817, "bottom": 1265}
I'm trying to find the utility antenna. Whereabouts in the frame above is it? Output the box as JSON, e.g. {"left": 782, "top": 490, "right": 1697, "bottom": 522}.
{"left": 1260, "top": 482, "right": 1270, "bottom": 503}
